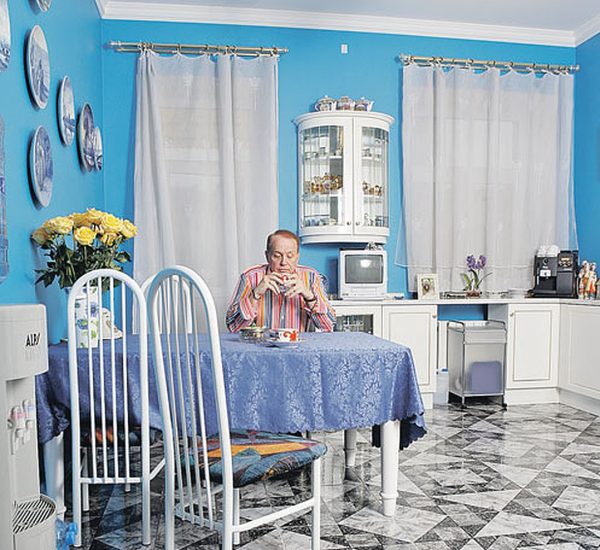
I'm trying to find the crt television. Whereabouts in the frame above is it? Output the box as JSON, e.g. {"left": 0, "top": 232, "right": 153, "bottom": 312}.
{"left": 339, "top": 249, "right": 387, "bottom": 300}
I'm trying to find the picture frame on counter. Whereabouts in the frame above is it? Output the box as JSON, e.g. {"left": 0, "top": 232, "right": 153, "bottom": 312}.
{"left": 417, "top": 273, "right": 439, "bottom": 300}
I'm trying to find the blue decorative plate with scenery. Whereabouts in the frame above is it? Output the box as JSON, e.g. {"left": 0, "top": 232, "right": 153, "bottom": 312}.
{"left": 93, "top": 126, "right": 103, "bottom": 171}
{"left": 29, "top": 126, "right": 53, "bottom": 207}
{"left": 0, "top": 0, "right": 11, "bottom": 71}
{"left": 58, "top": 76, "right": 75, "bottom": 145}
{"left": 26, "top": 25, "right": 50, "bottom": 109}
{"left": 78, "top": 103, "right": 95, "bottom": 171}
{"left": 34, "top": 0, "right": 51, "bottom": 12}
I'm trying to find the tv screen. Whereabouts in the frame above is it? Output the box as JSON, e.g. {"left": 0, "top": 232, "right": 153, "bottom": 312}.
{"left": 345, "top": 254, "right": 384, "bottom": 284}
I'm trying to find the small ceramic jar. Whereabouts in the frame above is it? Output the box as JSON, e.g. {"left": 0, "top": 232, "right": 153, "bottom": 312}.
{"left": 355, "top": 97, "right": 373, "bottom": 111}
{"left": 337, "top": 96, "right": 355, "bottom": 110}
{"left": 315, "top": 95, "right": 336, "bottom": 111}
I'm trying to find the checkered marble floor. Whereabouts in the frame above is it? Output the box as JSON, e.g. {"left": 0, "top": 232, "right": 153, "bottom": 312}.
{"left": 74, "top": 400, "right": 600, "bottom": 549}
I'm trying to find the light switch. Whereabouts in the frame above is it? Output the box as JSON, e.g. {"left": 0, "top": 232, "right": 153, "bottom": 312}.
{"left": 341, "top": 44, "right": 348, "bottom": 54}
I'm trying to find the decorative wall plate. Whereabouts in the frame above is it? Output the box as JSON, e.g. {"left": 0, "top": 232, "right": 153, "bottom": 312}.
{"left": 58, "top": 76, "right": 75, "bottom": 145}
{"left": 93, "top": 126, "right": 103, "bottom": 171}
{"left": 34, "top": 0, "right": 51, "bottom": 12}
{"left": 78, "top": 103, "right": 95, "bottom": 171}
{"left": 26, "top": 25, "right": 50, "bottom": 109}
{"left": 29, "top": 126, "right": 53, "bottom": 207}
{"left": 0, "top": 0, "right": 11, "bottom": 71}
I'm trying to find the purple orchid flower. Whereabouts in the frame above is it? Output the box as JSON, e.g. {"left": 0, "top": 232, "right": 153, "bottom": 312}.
{"left": 462, "top": 254, "right": 491, "bottom": 291}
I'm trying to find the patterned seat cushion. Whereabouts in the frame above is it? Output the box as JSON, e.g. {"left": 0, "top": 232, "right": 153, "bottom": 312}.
{"left": 189, "top": 429, "right": 327, "bottom": 488}
{"left": 81, "top": 425, "right": 162, "bottom": 447}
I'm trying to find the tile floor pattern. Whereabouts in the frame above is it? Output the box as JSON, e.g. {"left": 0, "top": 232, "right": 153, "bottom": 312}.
{"left": 74, "top": 402, "right": 600, "bottom": 549}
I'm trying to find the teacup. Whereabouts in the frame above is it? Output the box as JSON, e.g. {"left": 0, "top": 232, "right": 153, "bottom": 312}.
{"left": 275, "top": 328, "right": 298, "bottom": 342}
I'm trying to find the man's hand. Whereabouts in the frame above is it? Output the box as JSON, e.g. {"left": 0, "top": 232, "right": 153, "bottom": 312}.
{"left": 252, "top": 272, "right": 285, "bottom": 300}
{"left": 282, "top": 273, "right": 315, "bottom": 302}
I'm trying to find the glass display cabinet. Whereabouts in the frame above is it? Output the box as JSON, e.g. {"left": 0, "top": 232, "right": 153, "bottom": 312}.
{"left": 294, "top": 111, "right": 394, "bottom": 244}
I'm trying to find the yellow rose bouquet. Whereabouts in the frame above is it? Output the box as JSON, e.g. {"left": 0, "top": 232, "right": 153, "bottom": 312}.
{"left": 31, "top": 208, "right": 137, "bottom": 289}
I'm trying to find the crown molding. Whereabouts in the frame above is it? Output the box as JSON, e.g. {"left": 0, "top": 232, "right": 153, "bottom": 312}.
{"left": 100, "top": 2, "right": 577, "bottom": 47}
{"left": 574, "top": 13, "right": 600, "bottom": 46}
{"left": 94, "top": 0, "right": 108, "bottom": 17}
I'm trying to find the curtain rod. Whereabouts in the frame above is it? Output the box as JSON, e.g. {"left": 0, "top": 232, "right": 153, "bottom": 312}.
{"left": 401, "top": 54, "right": 578, "bottom": 74}
{"left": 108, "top": 40, "right": 288, "bottom": 57}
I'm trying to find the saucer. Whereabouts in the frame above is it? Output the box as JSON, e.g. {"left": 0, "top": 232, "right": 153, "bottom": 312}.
{"left": 260, "top": 338, "right": 302, "bottom": 348}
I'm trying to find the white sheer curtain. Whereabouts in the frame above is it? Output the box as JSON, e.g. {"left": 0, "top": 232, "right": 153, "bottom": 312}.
{"left": 399, "top": 64, "right": 577, "bottom": 292}
{"left": 133, "top": 51, "right": 279, "bottom": 322}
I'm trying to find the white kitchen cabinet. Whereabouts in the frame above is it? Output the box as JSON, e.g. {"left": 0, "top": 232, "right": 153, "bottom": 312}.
{"left": 558, "top": 304, "right": 600, "bottom": 414}
{"left": 332, "top": 303, "right": 382, "bottom": 337}
{"left": 383, "top": 304, "right": 437, "bottom": 408}
{"left": 489, "top": 303, "right": 560, "bottom": 403}
{"left": 294, "top": 111, "right": 394, "bottom": 244}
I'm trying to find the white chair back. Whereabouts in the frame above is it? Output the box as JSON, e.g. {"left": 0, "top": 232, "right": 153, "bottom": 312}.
{"left": 67, "top": 268, "right": 159, "bottom": 547}
{"left": 132, "top": 273, "right": 193, "bottom": 334}
{"left": 149, "top": 266, "right": 323, "bottom": 550}
{"left": 148, "top": 266, "right": 234, "bottom": 548}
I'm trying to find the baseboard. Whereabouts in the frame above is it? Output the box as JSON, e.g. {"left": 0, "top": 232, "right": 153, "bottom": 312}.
{"left": 559, "top": 388, "right": 600, "bottom": 416}
{"left": 421, "top": 392, "right": 434, "bottom": 410}
{"left": 504, "top": 387, "right": 559, "bottom": 405}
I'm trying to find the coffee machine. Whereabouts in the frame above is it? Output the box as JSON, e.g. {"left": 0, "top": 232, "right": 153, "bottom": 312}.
{"left": 533, "top": 248, "right": 578, "bottom": 298}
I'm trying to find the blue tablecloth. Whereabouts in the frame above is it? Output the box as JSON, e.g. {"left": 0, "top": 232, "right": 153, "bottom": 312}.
{"left": 37, "top": 332, "right": 426, "bottom": 448}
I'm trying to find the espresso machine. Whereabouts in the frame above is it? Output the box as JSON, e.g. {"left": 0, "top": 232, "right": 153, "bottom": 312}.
{"left": 533, "top": 248, "right": 578, "bottom": 298}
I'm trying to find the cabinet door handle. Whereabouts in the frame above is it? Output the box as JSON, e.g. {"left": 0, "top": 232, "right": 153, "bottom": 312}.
{"left": 432, "top": 314, "right": 437, "bottom": 319}
{"left": 509, "top": 312, "right": 514, "bottom": 317}
{"left": 355, "top": 221, "right": 361, "bottom": 226}
{"left": 346, "top": 221, "right": 351, "bottom": 226}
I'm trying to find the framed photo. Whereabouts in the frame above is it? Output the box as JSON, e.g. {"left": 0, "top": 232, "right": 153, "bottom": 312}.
{"left": 417, "top": 273, "right": 439, "bottom": 300}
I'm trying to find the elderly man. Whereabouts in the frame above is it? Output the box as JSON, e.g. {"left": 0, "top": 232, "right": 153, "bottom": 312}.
{"left": 226, "top": 229, "right": 335, "bottom": 332}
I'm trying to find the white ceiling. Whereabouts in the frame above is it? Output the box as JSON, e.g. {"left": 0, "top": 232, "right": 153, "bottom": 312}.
{"left": 96, "top": 0, "right": 600, "bottom": 46}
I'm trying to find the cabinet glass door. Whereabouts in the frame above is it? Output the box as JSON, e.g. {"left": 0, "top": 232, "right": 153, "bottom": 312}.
{"left": 335, "top": 313, "right": 375, "bottom": 334}
{"left": 356, "top": 125, "right": 389, "bottom": 232}
{"left": 299, "top": 124, "right": 348, "bottom": 231}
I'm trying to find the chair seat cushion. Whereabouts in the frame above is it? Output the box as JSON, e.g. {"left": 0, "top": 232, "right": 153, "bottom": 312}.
{"left": 81, "top": 426, "right": 162, "bottom": 447}
{"left": 199, "top": 430, "right": 327, "bottom": 488}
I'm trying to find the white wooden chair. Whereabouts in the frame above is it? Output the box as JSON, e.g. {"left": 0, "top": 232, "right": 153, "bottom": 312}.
{"left": 131, "top": 273, "right": 192, "bottom": 334}
{"left": 67, "top": 269, "right": 163, "bottom": 547}
{"left": 148, "top": 265, "right": 326, "bottom": 550}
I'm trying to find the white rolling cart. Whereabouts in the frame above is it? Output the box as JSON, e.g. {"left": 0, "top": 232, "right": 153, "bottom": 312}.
{"left": 447, "top": 320, "right": 507, "bottom": 409}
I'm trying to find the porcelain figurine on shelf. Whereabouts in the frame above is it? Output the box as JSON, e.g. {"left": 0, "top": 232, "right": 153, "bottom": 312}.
{"left": 578, "top": 260, "right": 589, "bottom": 299}
{"left": 586, "top": 262, "right": 597, "bottom": 299}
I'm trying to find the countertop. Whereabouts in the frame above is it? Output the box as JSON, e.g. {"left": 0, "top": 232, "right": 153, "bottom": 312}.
{"left": 331, "top": 297, "right": 600, "bottom": 307}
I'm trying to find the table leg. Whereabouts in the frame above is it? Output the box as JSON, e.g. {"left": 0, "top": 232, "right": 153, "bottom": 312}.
{"left": 43, "top": 434, "right": 66, "bottom": 517}
{"left": 380, "top": 420, "right": 399, "bottom": 517}
{"left": 343, "top": 428, "right": 357, "bottom": 467}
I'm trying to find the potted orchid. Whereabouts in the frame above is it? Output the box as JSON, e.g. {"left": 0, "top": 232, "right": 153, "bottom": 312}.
{"left": 461, "top": 254, "right": 490, "bottom": 296}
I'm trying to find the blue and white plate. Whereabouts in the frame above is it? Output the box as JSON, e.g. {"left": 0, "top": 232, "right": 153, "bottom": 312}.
{"left": 29, "top": 126, "right": 53, "bottom": 207}
{"left": 33, "top": 0, "right": 51, "bottom": 12}
{"left": 78, "top": 103, "right": 95, "bottom": 171}
{"left": 93, "top": 126, "right": 103, "bottom": 171}
{"left": 26, "top": 25, "right": 50, "bottom": 109}
{"left": 58, "top": 76, "right": 75, "bottom": 146}
{"left": 0, "top": 0, "right": 11, "bottom": 71}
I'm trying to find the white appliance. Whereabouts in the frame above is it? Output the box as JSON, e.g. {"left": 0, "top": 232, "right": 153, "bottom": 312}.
{"left": 338, "top": 249, "right": 387, "bottom": 300}
{"left": 0, "top": 304, "right": 56, "bottom": 550}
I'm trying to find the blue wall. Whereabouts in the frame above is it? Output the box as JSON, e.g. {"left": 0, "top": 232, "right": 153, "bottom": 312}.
{"left": 0, "top": 0, "right": 103, "bottom": 340}
{"left": 101, "top": 20, "right": 576, "bottom": 297}
{"left": 0, "top": 7, "right": 593, "bottom": 334}
{"left": 575, "top": 32, "right": 600, "bottom": 264}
